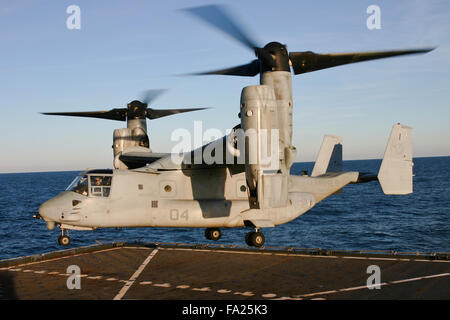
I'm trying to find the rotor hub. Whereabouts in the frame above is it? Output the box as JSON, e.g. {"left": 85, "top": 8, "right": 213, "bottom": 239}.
{"left": 258, "top": 42, "right": 290, "bottom": 73}
{"left": 127, "top": 100, "right": 147, "bottom": 119}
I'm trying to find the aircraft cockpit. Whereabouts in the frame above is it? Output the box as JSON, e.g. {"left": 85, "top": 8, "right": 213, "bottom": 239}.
{"left": 66, "top": 169, "right": 113, "bottom": 197}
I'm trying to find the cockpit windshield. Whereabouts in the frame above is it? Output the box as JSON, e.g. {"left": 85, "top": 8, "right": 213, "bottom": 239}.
{"left": 66, "top": 175, "right": 88, "bottom": 196}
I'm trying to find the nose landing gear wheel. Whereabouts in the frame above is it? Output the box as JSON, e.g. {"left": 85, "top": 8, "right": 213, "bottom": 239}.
{"left": 245, "top": 231, "right": 265, "bottom": 248}
{"left": 205, "top": 228, "right": 222, "bottom": 241}
{"left": 58, "top": 228, "right": 70, "bottom": 246}
{"left": 58, "top": 235, "right": 70, "bottom": 246}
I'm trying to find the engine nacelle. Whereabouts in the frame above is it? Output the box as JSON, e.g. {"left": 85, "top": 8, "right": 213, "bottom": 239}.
{"left": 113, "top": 127, "right": 150, "bottom": 169}
{"left": 240, "top": 85, "right": 288, "bottom": 209}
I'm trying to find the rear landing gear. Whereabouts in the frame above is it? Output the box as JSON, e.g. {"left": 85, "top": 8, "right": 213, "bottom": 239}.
{"left": 58, "top": 228, "right": 70, "bottom": 246}
{"left": 245, "top": 229, "right": 265, "bottom": 248}
{"left": 205, "top": 228, "right": 222, "bottom": 241}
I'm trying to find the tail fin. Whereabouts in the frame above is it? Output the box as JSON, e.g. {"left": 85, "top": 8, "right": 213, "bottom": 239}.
{"left": 378, "top": 123, "right": 413, "bottom": 195}
{"left": 311, "top": 135, "right": 343, "bottom": 177}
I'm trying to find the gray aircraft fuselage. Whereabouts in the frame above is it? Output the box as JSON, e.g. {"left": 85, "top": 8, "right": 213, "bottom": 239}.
{"left": 40, "top": 167, "right": 347, "bottom": 231}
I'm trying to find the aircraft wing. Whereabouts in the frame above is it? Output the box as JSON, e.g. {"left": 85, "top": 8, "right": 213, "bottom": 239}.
{"left": 119, "top": 151, "right": 170, "bottom": 168}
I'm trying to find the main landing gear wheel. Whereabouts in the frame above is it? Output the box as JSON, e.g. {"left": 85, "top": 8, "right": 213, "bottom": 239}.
{"left": 245, "top": 230, "right": 265, "bottom": 248}
{"left": 205, "top": 228, "right": 222, "bottom": 241}
{"left": 58, "top": 229, "right": 70, "bottom": 246}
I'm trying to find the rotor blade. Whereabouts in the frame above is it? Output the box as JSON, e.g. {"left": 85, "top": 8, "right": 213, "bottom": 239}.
{"left": 41, "top": 109, "right": 127, "bottom": 121}
{"left": 188, "top": 60, "right": 260, "bottom": 77}
{"left": 289, "top": 48, "right": 435, "bottom": 75}
{"left": 146, "top": 107, "right": 208, "bottom": 120}
{"left": 141, "top": 89, "right": 167, "bottom": 105}
{"left": 182, "top": 4, "right": 259, "bottom": 50}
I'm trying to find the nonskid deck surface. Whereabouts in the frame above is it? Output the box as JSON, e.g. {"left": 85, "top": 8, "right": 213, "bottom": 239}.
{"left": 0, "top": 242, "right": 449, "bottom": 300}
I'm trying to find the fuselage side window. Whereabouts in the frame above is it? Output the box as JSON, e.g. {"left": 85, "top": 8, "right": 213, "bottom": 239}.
{"left": 89, "top": 175, "right": 113, "bottom": 197}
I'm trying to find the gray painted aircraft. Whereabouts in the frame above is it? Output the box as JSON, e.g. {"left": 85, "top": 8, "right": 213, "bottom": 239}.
{"left": 35, "top": 5, "right": 433, "bottom": 247}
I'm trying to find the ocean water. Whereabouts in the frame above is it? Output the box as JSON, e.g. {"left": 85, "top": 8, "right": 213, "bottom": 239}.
{"left": 0, "top": 157, "right": 448, "bottom": 260}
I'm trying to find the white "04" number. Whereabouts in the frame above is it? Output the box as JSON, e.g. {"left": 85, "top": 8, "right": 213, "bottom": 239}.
{"left": 169, "top": 209, "right": 189, "bottom": 221}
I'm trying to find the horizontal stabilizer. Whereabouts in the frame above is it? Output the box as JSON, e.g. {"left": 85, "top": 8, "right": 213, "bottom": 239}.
{"left": 356, "top": 172, "right": 378, "bottom": 183}
{"left": 311, "top": 135, "right": 343, "bottom": 177}
{"left": 378, "top": 124, "right": 413, "bottom": 195}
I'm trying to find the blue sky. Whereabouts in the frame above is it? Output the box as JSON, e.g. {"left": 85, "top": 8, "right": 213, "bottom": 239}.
{"left": 0, "top": 0, "right": 449, "bottom": 173}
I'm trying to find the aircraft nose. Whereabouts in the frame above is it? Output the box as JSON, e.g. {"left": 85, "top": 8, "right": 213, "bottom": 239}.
{"left": 38, "top": 199, "right": 58, "bottom": 230}
{"left": 38, "top": 201, "right": 49, "bottom": 218}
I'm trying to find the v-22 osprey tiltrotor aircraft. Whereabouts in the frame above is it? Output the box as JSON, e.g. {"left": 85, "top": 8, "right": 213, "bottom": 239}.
{"left": 35, "top": 5, "right": 433, "bottom": 247}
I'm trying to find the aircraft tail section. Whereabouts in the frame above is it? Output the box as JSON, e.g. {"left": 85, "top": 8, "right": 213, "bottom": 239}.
{"left": 311, "top": 135, "right": 343, "bottom": 177}
{"left": 378, "top": 123, "right": 413, "bottom": 195}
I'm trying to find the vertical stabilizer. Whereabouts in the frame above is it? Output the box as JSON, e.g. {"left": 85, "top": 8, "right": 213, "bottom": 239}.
{"left": 311, "top": 135, "right": 343, "bottom": 177}
{"left": 378, "top": 124, "right": 413, "bottom": 195}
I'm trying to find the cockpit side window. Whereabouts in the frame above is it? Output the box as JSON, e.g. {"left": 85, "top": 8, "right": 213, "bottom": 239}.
{"left": 89, "top": 175, "right": 113, "bottom": 197}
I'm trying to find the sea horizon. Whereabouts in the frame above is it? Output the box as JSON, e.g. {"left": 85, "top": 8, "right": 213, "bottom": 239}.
{"left": 0, "top": 155, "right": 448, "bottom": 175}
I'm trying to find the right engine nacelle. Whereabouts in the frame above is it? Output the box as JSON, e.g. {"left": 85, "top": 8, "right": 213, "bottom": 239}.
{"left": 240, "top": 85, "right": 288, "bottom": 209}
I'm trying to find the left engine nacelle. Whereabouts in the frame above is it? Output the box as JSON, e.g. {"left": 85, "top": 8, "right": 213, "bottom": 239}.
{"left": 113, "top": 127, "right": 150, "bottom": 169}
